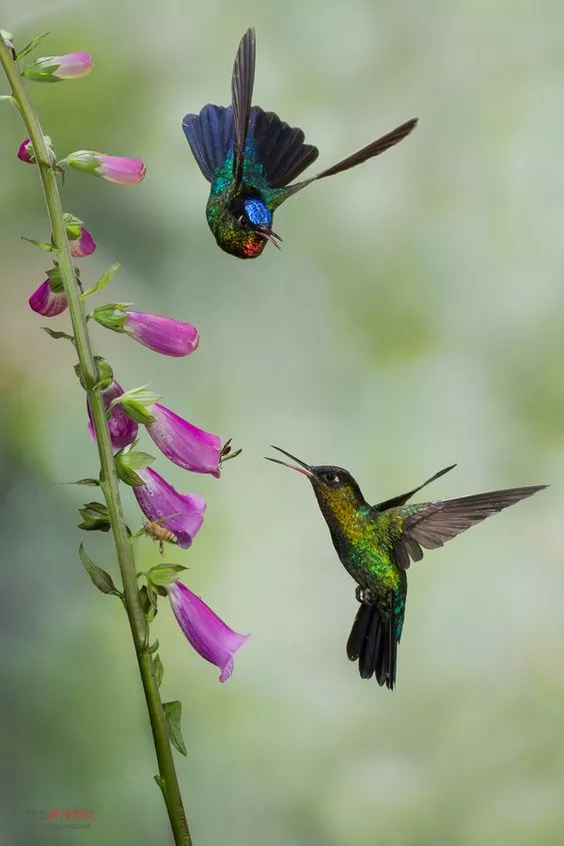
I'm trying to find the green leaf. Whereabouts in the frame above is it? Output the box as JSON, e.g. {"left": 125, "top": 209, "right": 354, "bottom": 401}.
{"left": 154, "top": 654, "right": 164, "bottom": 687}
{"left": 80, "top": 262, "right": 121, "bottom": 300}
{"left": 71, "top": 478, "right": 100, "bottom": 487}
{"left": 115, "top": 449, "right": 155, "bottom": 487}
{"left": 79, "top": 544, "right": 121, "bottom": 596}
{"left": 146, "top": 563, "right": 187, "bottom": 588}
{"left": 163, "top": 701, "right": 187, "bottom": 757}
{"left": 139, "top": 585, "right": 158, "bottom": 623}
{"left": 15, "top": 32, "right": 50, "bottom": 61}
{"left": 41, "top": 327, "right": 75, "bottom": 342}
{"left": 78, "top": 501, "right": 111, "bottom": 532}
{"left": 22, "top": 236, "right": 54, "bottom": 251}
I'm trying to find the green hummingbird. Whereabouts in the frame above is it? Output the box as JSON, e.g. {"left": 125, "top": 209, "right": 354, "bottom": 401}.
{"left": 266, "top": 447, "right": 546, "bottom": 689}
{"left": 182, "top": 27, "right": 417, "bottom": 259}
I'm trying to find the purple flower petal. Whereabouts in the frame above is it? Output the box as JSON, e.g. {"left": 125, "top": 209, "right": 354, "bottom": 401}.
{"left": 124, "top": 311, "right": 199, "bottom": 357}
{"left": 54, "top": 52, "right": 94, "bottom": 79}
{"left": 87, "top": 380, "right": 138, "bottom": 452}
{"left": 18, "top": 138, "right": 34, "bottom": 163}
{"left": 133, "top": 467, "right": 206, "bottom": 549}
{"left": 145, "top": 404, "right": 221, "bottom": 477}
{"left": 28, "top": 279, "right": 68, "bottom": 317}
{"left": 168, "top": 581, "right": 249, "bottom": 682}
{"left": 69, "top": 227, "right": 96, "bottom": 257}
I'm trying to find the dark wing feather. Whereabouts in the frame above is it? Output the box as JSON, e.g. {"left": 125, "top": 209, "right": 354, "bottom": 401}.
{"left": 182, "top": 105, "right": 233, "bottom": 182}
{"left": 314, "top": 118, "right": 418, "bottom": 181}
{"left": 393, "top": 486, "right": 547, "bottom": 570}
{"left": 252, "top": 109, "right": 319, "bottom": 187}
{"left": 231, "top": 27, "right": 256, "bottom": 186}
{"left": 375, "top": 464, "right": 456, "bottom": 513}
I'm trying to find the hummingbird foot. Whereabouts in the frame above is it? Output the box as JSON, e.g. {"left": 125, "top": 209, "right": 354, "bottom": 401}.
{"left": 355, "top": 586, "right": 376, "bottom": 605}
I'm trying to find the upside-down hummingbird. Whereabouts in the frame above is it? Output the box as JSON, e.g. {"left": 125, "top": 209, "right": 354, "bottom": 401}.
{"left": 266, "top": 447, "right": 546, "bottom": 689}
{"left": 182, "top": 27, "right": 417, "bottom": 259}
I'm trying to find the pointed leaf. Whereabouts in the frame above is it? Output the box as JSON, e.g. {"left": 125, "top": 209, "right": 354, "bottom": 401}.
{"left": 16, "top": 32, "right": 50, "bottom": 61}
{"left": 80, "top": 262, "right": 121, "bottom": 300}
{"left": 22, "top": 236, "right": 54, "bottom": 251}
{"left": 79, "top": 544, "right": 121, "bottom": 596}
{"left": 71, "top": 478, "right": 100, "bottom": 487}
{"left": 42, "top": 327, "right": 75, "bottom": 342}
{"left": 147, "top": 563, "right": 187, "bottom": 588}
{"left": 163, "top": 701, "right": 187, "bottom": 756}
{"left": 139, "top": 584, "right": 158, "bottom": 623}
{"left": 154, "top": 654, "right": 164, "bottom": 687}
{"left": 78, "top": 501, "right": 111, "bottom": 532}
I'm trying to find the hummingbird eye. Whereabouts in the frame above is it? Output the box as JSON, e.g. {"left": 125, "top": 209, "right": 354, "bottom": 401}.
{"left": 322, "top": 471, "right": 339, "bottom": 485}
{"left": 235, "top": 214, "right": 249, "bottom": 229}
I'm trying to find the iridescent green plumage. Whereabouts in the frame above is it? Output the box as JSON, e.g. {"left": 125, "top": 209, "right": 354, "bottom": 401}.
{"left": 266, "top": 447, "right": 546, "bottom": 689}
{"left": 182, "top": 27, "right": 417, "bottom": 259}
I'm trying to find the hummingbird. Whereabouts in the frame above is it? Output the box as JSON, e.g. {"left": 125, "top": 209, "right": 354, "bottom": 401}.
{"left": 266, "top": 447, "right": 546, "bottom": 689}
{"left": 182, "top": 27, "right": 417, "bottom": 259}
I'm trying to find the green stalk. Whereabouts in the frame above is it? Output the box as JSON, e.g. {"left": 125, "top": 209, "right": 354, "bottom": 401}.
{"left": 0, "top": 37, "right": 192, "bottom": 846}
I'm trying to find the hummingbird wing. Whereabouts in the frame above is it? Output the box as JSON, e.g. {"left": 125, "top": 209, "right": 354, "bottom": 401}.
{"left": 391, "top": 486, "right": 547, "bottom": 570}
{"left": 231, "top": 27, "right": 256, "bottom": 187}
{"left": 312, "top": 117, "right": 418, "bottom": 181}
{"left": 268, "top": 117, "right": 418, "bottom": 209}
{"left": 251, "top": 109, "right": 319, "bottom": 187}
{"left": 374, "top": 464, "right": 457, "bottom": 513}
{"left": 182, "top": 104, "right": 233, "bottom": 182}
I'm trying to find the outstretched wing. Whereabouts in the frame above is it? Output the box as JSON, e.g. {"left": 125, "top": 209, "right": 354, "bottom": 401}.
{"left": 313, "top": 118, "right": 418, "bottom": 181}
{"left": 374, "top": 464, "right": 456, "bottom": 513}
{"left": 231, "top": 27, "right": 256, "bottom": 187}
{"left": 392, "top": 486, "right": 547, "bottom": 570}
{"left": 182, "top": 104, "right": 233, "bottom": 182}
{"left": 251, "top": 108, "right": 319, "bottom": 187}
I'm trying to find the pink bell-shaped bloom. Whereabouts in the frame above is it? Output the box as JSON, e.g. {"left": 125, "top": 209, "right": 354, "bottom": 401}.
{"left": 133, "top": 467, "right": 206, "bottom": 549}
{"left": 92, "top": 304, "right": 199, "bottom": 357}
{"left": 87, "top": 381, "right": 138, "bottom": 452}
{"left": 65, "top": 151, "right": 146, "bottom": 185}
{"left": 144, "top": 403, "right": 221, "bottom": 477}
{"left": 69, "top": 227, "right": 96, "bottom": 257}
{"left": 168, "top": 581, "right": 249, "bottom": 682}
{"left": 28, "top": 279, "right": 68, "bottom": 317}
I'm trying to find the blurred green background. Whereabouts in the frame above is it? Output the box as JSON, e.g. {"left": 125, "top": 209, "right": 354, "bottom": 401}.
{"left": 1, "top": 1, "right": 563, "bottom": 844}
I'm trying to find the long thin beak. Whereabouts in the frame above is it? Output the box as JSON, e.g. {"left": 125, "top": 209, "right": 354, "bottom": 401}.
{"left": 256, "top": 228, "right": 283, "bottom": 249}
{"left": 265, "top": 445, "right": 314, "bottom": 477}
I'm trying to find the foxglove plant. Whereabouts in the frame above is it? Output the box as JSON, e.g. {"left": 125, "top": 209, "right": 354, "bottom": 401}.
{"left": 1, "top": 29, "right": 246, "bottom": 846}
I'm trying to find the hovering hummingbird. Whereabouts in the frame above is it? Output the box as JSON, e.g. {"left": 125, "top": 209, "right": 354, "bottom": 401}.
{"left": 182, "top": 27, "right": 417, "bottom": 258}
{"left": 266, "top": 447, "right": 546, "bottom": 689}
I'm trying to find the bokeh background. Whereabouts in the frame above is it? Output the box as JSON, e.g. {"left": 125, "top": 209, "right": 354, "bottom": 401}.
{"left": 1, "top": 1, "right": 563, "bottom": 844}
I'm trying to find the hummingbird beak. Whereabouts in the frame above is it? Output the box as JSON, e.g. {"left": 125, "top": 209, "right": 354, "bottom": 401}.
{"left": 265, "top": 445, "right": 314, "bottom": 478}
{"left": 255, "top": 228, "right": 282, "bottom": 249}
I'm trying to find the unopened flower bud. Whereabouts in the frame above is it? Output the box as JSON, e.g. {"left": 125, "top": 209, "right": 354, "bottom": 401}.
{"left": 28, "top": 279, "right": 68, "bottom": 317}
{"left": 23, "top": 52, "right": 94, "bottom": 82}
{"left": 64, "top": 151, "right": 146, "bottom": 185}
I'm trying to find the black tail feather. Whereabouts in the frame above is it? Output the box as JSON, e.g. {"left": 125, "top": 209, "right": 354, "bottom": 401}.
{"left": 347, "top": 601, "right": 398, "bottom": 689}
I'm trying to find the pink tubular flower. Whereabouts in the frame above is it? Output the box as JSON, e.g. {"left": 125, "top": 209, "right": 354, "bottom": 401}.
{"left": 92, "top": 304, "right": 199, "bottom": 357}
{"left": 28, "top": 279, "right": 68, "bottom": 317}
{"left": 133, "top": 467, "right": 206, "bottom": 549}
{"left": 168, "top": 581, "right": 249, "bottom": 682}
{"left": 65, "top": 151, "right": 146, "bottom": 185}
{"left": 87, "top": 381, "right": 138, "bottom": 452}
{"left": 23, "top": 52, "right": 94, "bottom": 81}
{"left": 69, "top": 227, "right": 96, "bottom": 257}
{"left": 144, "top": 404, "right": 221, "bottom": 476}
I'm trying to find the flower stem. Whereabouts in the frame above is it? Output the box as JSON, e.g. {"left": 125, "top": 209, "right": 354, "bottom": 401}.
{"left": 0, "top": 37, "right": 192, "bottom": 846}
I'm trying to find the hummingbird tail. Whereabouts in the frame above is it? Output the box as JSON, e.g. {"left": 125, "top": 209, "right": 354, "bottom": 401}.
{"left": 346, "top": 601, "right": 398, "bottom": 689}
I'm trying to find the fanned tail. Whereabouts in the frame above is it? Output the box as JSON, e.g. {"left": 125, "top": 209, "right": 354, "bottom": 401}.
{"left": 346, "top": 600, "right": 398, "bottom": 689}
